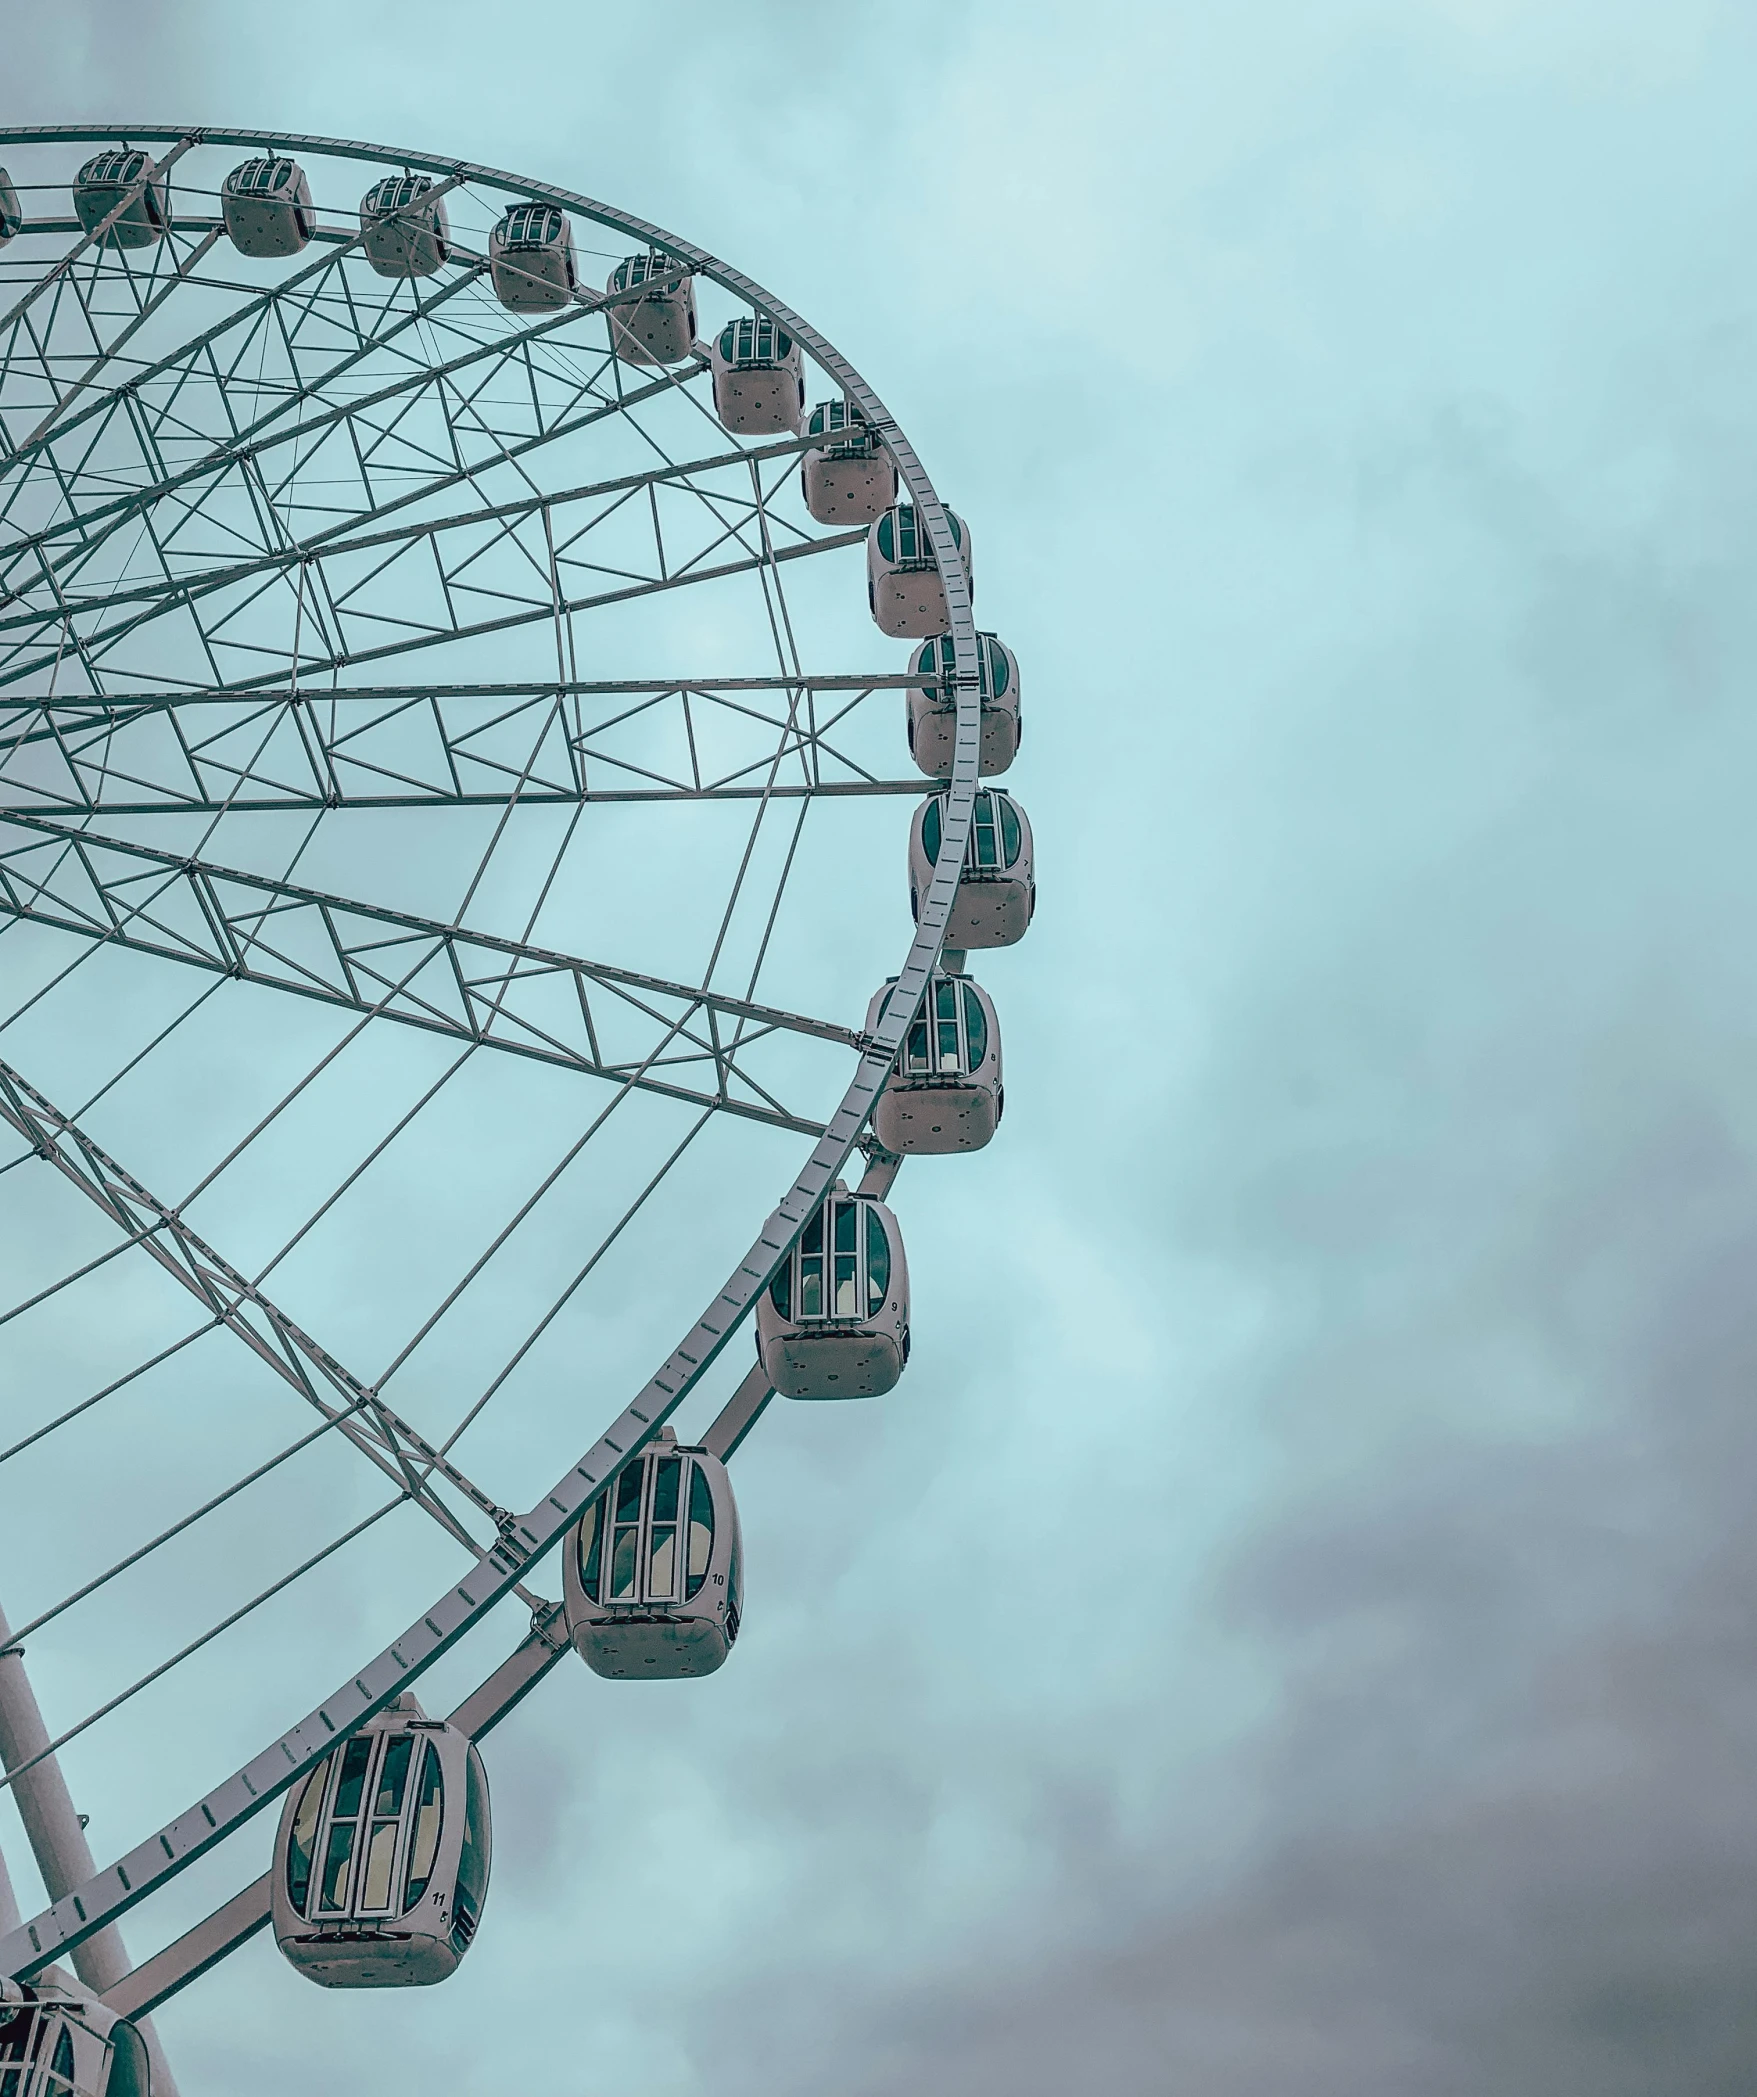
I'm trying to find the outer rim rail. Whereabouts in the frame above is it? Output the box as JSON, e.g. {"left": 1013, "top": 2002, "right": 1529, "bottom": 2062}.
{"left": 0, "top": 127, "right": 982, "bottom": 1987}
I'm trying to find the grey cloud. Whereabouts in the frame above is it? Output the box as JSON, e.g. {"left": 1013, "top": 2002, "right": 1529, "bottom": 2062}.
{"left": 10, "top": 7, "right": 1757, "bottom": 2096}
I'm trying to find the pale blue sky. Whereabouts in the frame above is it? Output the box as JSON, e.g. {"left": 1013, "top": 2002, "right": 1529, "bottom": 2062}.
{"left": 5, "top": 4, "right": 1757, "bottom": 2092}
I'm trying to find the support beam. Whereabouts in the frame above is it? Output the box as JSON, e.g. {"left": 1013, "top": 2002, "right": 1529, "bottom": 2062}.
{"left": 3, "top": 430, "right": 829, "bottom": 636}
{"left": 0, "top": 521, "right": 866, "bottom": 699}
{"left": 0, "top": 815, "right": 846, "bottom": 1136}
{"left": 0, "top": 675, "right": 922, "bottom": 819}
{"left": 0, "top": 1056, "right": 512, "bottom": 1559}
{"left": 0, "top": 1602, "right": 180, "bottom": 2093}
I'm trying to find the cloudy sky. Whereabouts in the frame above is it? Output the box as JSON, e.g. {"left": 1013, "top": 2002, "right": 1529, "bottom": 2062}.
{"left": 5, "top": 3, "right": 1757, "bottom": 2092}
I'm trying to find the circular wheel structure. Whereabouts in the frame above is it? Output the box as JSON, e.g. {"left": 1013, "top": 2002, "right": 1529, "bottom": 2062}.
{"left": 0, "top": 127, "right": 1003, "bottom": 2070}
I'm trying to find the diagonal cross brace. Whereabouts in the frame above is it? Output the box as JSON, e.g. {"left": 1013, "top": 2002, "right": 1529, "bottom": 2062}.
{"left": 0, "top": 813, "right": 853, "bottom": 1135}
{"left": 0, "top": 681, "right": 925, "bottom": 818}
{"left": 0, "top": 1054, "right": 511, "bottom": 1551}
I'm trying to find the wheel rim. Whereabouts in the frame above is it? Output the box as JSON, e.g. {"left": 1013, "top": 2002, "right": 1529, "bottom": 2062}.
{"left": 0, "top": 125, "right": 989, "bottom": 1991}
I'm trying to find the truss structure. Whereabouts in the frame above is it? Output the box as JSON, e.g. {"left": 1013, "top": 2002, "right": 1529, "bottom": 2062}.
{"left": 0, "top": 126, "right": 990, "bottom": 2067}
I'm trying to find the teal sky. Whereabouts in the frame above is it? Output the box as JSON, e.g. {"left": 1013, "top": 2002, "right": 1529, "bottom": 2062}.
{"left": 6, "top": 4, "right": 1757, "bottom": 2092}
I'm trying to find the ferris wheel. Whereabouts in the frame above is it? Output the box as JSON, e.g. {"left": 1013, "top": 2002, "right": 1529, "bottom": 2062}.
{"left": 0, "top": 127, "right": 1031, "bottom": 2094}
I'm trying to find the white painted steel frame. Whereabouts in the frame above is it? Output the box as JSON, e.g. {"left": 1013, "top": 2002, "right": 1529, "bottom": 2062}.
{"left": 0, "top": 126, "right": 981, "bottom": 1993}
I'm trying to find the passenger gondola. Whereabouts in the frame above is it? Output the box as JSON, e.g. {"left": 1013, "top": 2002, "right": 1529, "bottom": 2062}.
{"left": 222, "top": 156, "right": 316, "bottom": 258}
{"left": 800, "top": 400, "right": 897, "bottom": 525}
{"left": 867, "top": 504, "right": 973, "bottom": 638}
{"left": 867, "top": 972, "right": 1003, "bottom": 1153}
{"left": 0, "top": 170, "right": 21, "bottom": 248}
{"left": 756, "top": 1189, "right": 910, "bottom": 1398}
{"left": 605, "top": 251, "right": 698, "bottom": 365}
{"left": 271, "top": 1696, "right": 490, "bottom": 1987}
{"left": 72, "top": 150, "right": 169, "bottom": 250}
{"left": 711, "top": 316, "right": 806, "bottom": 435}
{"left": 490, "top": 203, "right": 576, "bottom": 312}
{"left": 358, "top": 174, "right": 450, "bottom": 279}
{"left": 908, "top": 788, "right": 1034, "bottom": 948}
{"left": 563, "top": 1430, "right": 743, "bottom": 1678}
{"left": 0, "top": 1982, "right": 150, "bottom": 2097}
{"left": 907, "top": 631, "right": 1022, "bottom": 778}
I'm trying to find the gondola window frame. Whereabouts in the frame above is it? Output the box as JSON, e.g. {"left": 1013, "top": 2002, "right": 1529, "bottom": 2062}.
{"left": 284, "top": 1726, "right": 446, "bottom": 1925}
{"left": 578, "top": 1450, "right": 719, "bottom": 1609}
{"left": 768, "top": 1197, "right": 892, "bottom": 1327}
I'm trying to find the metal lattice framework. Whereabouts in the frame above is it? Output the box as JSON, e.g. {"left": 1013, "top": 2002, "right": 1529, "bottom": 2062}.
{"left": 0, "top": 126, "right": 993, "bottom": 2062}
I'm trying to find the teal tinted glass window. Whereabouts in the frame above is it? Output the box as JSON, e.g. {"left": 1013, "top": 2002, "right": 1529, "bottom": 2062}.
{"left": 578, "top": 1495, "right": 603, "bottom": 1600}
{"left": 972, "top": 793, "right": 998, "bottom": 868}
{"left": 921, "top": 798, "right": 942, "bottom": 863}
{"left": 877, "top": 512, "right": 894, "bottom": 562}
{"left": 652, "top": 1456, "right": 681, "bottom": 1523}
{"left": 401, "top": 1745, "right": 444, "bottom": 1910}
{"left": 611, "top": 1464, "right": 643, "bottom": 1600}
{"left": 49, "top": 2026, "right": 74, "bottom": 2096}
{"left": 834, "top": 1247, "right": 858, "bottom": 1316}
{"left": 834, "top": 1202, "right": 858, "bottom": 1256}
{"left": 649, "top": 1518, "right": 677, "bottom": 1598}
{"left": 799, "top": 1210, "right": 823, "bottom": 1318}
{"left": 319, "top": 1821, "right": 356, "bottom": 1911}
{"left": 866, "top": 1213, "right": 891, "bottom": 1315}
{"left": 906, "top": 1017, "right": 929, "bottom": 1071}
{"left": 610, "top": 1522, "right": 639, "bottom": 1599}
{"left": 361, "top": 1813, "right": 400, "bottom": 1912}
{"left": 375, "top": 1734, "right": 413, "bottom": 1818}
{"left": 285, "top": 1764, "right": 325, "bottom": 1912}
{"left": 457, "top": 1751, "right": 491, "bottom": 1917}
{"left": 935, "top": 979, "right": 960, "bottom": 1066}
{"left": 686, "top": 1463, "right": 715, "bottom": 1598}
{"left": 963, "top": 985, "right": 988, "bottom": 1069}
{"left": 985, "top": 638, "right": 1010, "bottom": 697}
{"left": 1000, "top": 797, "right": 1022, "bottom": 866}
{"left": 506, "top": 205, "right": 560, "bottom": 243}
{"left": 769, "top": 1265, "right": 791, "bottom": 1319}
{"left": 334, "top": 1735, "right": 373, "bottom": 1820}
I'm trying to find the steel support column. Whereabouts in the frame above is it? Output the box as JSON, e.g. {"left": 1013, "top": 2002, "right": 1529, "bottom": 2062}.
{"left": 0, "top": 1602, "right": 179, "bottom": 2090}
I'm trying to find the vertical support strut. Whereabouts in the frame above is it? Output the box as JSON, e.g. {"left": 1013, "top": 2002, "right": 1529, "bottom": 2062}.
{"left": 0, "top": 1603, "right": 180, "bottom": 2092}
{"left": 0, "top": 1833, "right": 21, "bottom": 1936}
